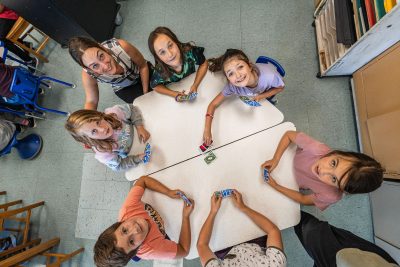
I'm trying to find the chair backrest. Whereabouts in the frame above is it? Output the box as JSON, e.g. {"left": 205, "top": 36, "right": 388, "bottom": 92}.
{"left": 10, "top": 68, "right": 38, "bottom": 102}
{"left": 0, "top": 130, "right": 18, "bottom": 157}
{"left": 255, "top": 56, "right": 286, "bottom": 77}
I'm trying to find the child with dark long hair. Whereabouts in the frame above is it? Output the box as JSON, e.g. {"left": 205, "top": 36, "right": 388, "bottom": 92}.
{"left": 148, "top": 26, "right": 208, "bottom": 101}
{"left": 262, "top": 131, "right": 384, "bottom": 210}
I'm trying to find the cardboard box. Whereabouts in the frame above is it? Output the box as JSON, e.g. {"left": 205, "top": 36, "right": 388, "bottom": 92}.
{"left": 352, "top": 41, "right": 400, "bottom": 180}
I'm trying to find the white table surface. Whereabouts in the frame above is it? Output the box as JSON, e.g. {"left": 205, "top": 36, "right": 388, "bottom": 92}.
{"left": 125, "top": 70, "right": 284, "bottom": 180}
{"left": 140, "top": 122, "right": 299, "bottom": 259}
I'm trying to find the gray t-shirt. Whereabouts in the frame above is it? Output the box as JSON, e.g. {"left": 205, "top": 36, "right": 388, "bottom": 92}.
{"left": 222, "top": 63, "right": 284, "bottom": 97}
{"left": 205, "top": 243, "right": 287, "bottom": 267}
{"left": 0, "top": 119, "right": 16, "bottom": 151}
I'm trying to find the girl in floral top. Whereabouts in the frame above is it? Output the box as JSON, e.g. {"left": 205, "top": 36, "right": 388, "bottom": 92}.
{"left": 148, "top": 26, "right": 208, "bottom": 101}
{"left": 65, "top": 104, "right": 150, "bottom": 171}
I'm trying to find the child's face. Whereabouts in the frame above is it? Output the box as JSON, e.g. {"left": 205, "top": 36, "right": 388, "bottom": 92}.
{"left": 81, "top": 47, "right": 118, "bottom": 75}
{"left": 223, "top": 58, "right": 255, "bottom": 87}
{"left": 311, "top": 155, "right": 353, "bottom": 189}
{"left": 153, "top": 34, "right": 181, "bottom": 69}
{"left": 115, "top": 217, "right": 149, "bottom": 253}
{"left": 78, "top": 119, "right": 114, "bottom": 140}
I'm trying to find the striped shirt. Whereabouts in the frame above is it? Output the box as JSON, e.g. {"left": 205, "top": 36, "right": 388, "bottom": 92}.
{"left": 84, "top": 38, "right": 140, "bottom": 88}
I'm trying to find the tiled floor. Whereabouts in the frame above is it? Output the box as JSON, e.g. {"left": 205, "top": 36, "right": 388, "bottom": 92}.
{"left": 0, "top": 0, "right": 374, "bottom": 266}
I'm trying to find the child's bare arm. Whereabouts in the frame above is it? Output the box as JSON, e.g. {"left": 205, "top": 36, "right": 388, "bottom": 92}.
{"left": 253, "top": 86, "right": 284, "bottom": 102}
{"left": 153, "top": 84, "right": 183, "bottom": 98}
{"left": 190, "top": 60, "right": 208, "bottom": 93}
{"left": 261, "top": 130, "right": 298, "bottom": 172}
{"left": 267, "top": 176, "right": 314, "bottom": 205}
{"left": 203, "top": 92, "right": 225, "bottom": 145}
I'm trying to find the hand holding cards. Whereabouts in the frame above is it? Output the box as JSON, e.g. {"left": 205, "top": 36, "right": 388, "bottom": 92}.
{"left": 177, "top": 192, "right": 192, "bottom": 206}
{"left": 176, "top": 92, "right": 198, "bottom": 102}
{"left": 239, "top": 96, "right": 261, "bottom": 107}
{"left": 214, "top": 189, "right": 234, "bottom": 198}
{"left": 142, "top": 143, "right": 151, "bottom": 164}
{"left": 263, "top": 168, "right": 269, "bottom": 182}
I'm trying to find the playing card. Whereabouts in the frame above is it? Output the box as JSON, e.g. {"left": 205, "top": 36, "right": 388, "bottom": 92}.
{"left": 145, "top": 143, "right": 151, "bottom": 156}
{"left": 239, "top": 96, "right": 261, "bottom": 107}
{"left": 143, "top": 154, "right": 150, "bottom": 164}
{"left": 178, "top": 192, "right": 192, "bottom": 206}
{"left": 215, "top": 189, "right": 234, "bottom": 198}
{"left": 204, "top": 151, "right": 216, "bottom": 164}
{"left": 263, "top": 168, "right": 269, "bottom": 182}
{"left": 188, "top": 92, "right": 198, "bottom": 101}
{"left": 199, "top": 140, "right": 213, "bottom": 152}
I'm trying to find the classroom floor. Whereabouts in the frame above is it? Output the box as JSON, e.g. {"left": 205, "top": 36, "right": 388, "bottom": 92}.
{"left": 0, "top": 0, "right": 375, "bottom": 266}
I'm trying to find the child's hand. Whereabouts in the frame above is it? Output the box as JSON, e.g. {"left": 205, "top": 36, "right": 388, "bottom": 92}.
{"left": 203, "top": 130, "right": 213, "bottom": 146}
{"left": 189, "top": 84, "right": 198, "bottom": 94}
{"left": 167, "top": 189, "right": 184, "bottom": 199}
{"left": 265, "top": 175, "right": 278, "bottom": 188}
{"left": 231, "top": 189, "right": 247, "bottom": 211}
{"left": 210, "top": 193, "right": 222, "bottom": 215}
{"left": 261, "top": 158, "right": 278, "bottom": 172}
{"left": 136, "top": 153, "right": 145, "bottom": 161}
{"left": 137, "top": 126, "right": 150, "bottom": 143}
{"left": 182, "top": 198, "right": 195, "bottom": 218}
{"left": 251, "top": 95, "right": 262, "bottom": 102}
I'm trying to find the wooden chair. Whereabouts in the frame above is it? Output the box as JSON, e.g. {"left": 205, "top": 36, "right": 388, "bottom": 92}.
{"left": 0, "top": 238, "right": 84, "bottom": 267}
{"left": 6, "top": 17, "right": 50, "bottom": 63}
{"left": 0, "top": 196, "right": 45, "bottom": 259}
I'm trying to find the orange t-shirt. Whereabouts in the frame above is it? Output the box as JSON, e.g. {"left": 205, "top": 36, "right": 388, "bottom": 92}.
{"left": 118, "top": 186, "right": 178, "bottom": 260}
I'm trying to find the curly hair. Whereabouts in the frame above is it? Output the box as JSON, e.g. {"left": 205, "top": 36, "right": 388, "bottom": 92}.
{"left": 324, "top": 150, "right": 384, "bottom": 194}
{"left": 148, "top": 26, "right": 194, "bottom": 79}
{"left": 65, "top": 109, "right": 122, "bottom": 152}
{"left": 93, "top": 222, "right": 139, "bottom": 267}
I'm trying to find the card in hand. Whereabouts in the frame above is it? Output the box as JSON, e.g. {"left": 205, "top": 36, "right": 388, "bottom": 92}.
{"left": 215, "top": 189, "right": 234, "bottom": 198}
{"left": 177, "top": 192, "right": 192, "bottom": 206}
{"left": 263, "top": 168, "right": 269, "bottom": 182}
{"left": 199, "top": 140, "right": 213, "bottom": 152}
{"left": 188, "top": 92, "right": 198, "bottom": 101}
{"left": 143, "top": 143, "right": 151, "bottom": 164}
{"left": 239, "top": 96, "right": 261, "bottom": 107}
{"left": 204, "top": 151, "right": 217, "bottom": 164}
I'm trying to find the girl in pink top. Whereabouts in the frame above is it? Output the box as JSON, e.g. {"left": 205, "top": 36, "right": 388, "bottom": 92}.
{"left": 261, "top": 131, "right": 384, "bottom": 210}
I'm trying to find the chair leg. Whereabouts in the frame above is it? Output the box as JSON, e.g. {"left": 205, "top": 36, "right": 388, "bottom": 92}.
{"left": 38, "top": 77, "right": 76, "bottom": 88}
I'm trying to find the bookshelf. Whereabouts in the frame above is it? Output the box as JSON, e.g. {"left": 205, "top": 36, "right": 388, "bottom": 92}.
{"left": 313, "top": 0, "right": 400, "bottom": 77}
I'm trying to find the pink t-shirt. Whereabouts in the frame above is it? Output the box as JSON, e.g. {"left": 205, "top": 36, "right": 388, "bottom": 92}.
{"left": 293, "top": 132, "right": 343, "bottom": 210}
{"left": 118, "top": 186, "right": 178, "bottom": 259}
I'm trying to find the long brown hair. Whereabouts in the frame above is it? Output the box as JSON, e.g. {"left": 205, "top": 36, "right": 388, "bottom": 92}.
{"left": 208, "top": 49, "right": 252, "bottom": 73}
{"left": 68, "top": 36, "right": 109, "bottom": 69}
{"left": 324, "top": 150, "right": 384, "bottom": 194}
{"left": 65, "top": 109, "right": 122, "bottom": 152}
{"left": 93, "top": 222, "right": 139, "bottom": 267}
{"left": 148, "top": 26, "right": 193, "bottom": 79}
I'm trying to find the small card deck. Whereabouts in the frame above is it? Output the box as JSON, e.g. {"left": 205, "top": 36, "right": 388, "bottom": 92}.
{"left": 177, "top": 92, "right": 198, "bottom": 102}
{"left": 143, "top": 143, "right": 151, "bottom": 164}
{"left": 263, "top": 168, "right": 269, "bottom": 182}
{"left": 239, "top": 96, "right": 261, "bottom": 107}
{"left": 215, "top": 189, "right": 234, "bottom": 198}
{"left": 177, "top": 192, "right": 192, "bottom": 206}
{"left": 204, "top": 151, "right": 216, "bottom": 164}
{"left": 199, "top": 140, "right": 213, "bottom": 152}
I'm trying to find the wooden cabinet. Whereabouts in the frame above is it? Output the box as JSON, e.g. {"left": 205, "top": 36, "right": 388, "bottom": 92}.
{"left": 352, "top": 41, "right": 400, "bottom": 180}
{"left": 314, "top": 1, "right": 400, "bottom": 76}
